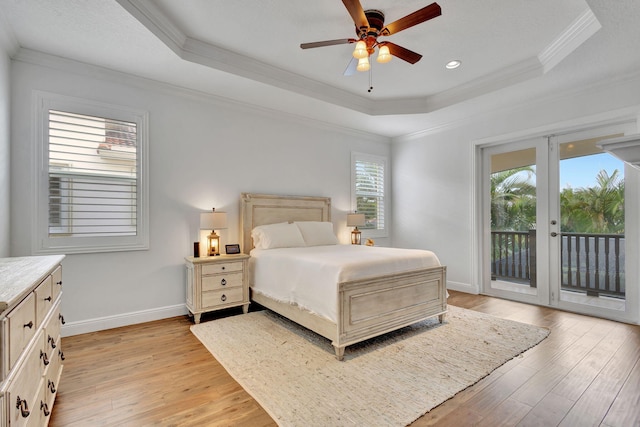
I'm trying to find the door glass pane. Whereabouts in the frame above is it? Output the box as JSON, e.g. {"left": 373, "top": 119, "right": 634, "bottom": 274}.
{"left": 559, "top": 138, "right": 626, "bottom": 308}
{"left": 490, "top": 148, "right": 538, "bottom": 295}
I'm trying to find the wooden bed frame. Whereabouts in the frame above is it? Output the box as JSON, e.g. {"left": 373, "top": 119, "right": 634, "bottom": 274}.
{"left": 241, "top": 193, "right": 447, "bottom": 360}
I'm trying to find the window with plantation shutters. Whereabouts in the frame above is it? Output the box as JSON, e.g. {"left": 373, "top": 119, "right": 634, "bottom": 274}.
{"left": 35, "top": 93, "right": 148, "bottom": 254}
{"left": 352, "top": 152, "right": 387, "bottom": 236}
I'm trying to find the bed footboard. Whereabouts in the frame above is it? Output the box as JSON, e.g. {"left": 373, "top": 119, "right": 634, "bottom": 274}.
{"left": 333, "top": 265, "right": 447, "bottom": 359}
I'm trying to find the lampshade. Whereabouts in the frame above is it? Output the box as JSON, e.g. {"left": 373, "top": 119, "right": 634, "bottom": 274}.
{"left": 356, "top": 57, "right": 370, "bottom": 72}
{"left": 347, "top": 213, "right": 365, "bottom": 227}
{"left": 200, "top": 210, "right": 227, "bottom": 230}
{"left": 376, "top": 45, "right": 392, "bottom": 64}
{"left": 352, "top": 40, "right": 368, "bottom": 59}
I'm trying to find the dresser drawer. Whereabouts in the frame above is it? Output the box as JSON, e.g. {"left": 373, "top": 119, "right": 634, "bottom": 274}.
{"left": 202, "top": 287, "right": 244, "bottom": 308}
{"left": 202, "top": 272, "right": 243, "bottom": 291}
{"left": 6, "top": 330, "right": 45, "bottom": 427}
{"left": 44, "top": 337, "right": 63, "bottom": 408}
{"left": 51, "top": 265, "right": 63, "bottom": 304}
{"left": 43, "top": 302, "right": 62, "bottom": 354}
{"left": 202, "top": 261, "right": 243, "bottom": 275}
{"left": 8, "top": 293, "right": 37, "bottom": 371}
{"left": 34, "top": 276, "right": 53, "bottom": 329}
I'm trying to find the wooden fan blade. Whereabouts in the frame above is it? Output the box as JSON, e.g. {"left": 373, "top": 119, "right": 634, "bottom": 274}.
{"left": 385, "top": 42, "right": 422, "bottom": 64}
{"left": 300, "top": 39, "right": 354, "bottom": 49}
{"left": 381, "top": 2, "right": 441, "bottom": 36}
{"left": 343, "top": 57, "right": 357, "bottom": 76}
{"left": 342, "top": 0, "right": 368, "bottom": 31}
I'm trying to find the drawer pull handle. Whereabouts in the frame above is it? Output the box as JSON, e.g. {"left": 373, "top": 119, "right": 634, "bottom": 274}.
{"left": 221, "top": 294, "right": 227, "bottom": 302}
{"left": 44, "top": 296, "right": 52, "bottom": 302}
{"left": 24, "top": 321, "right": 34, "bottom": 329}
{"left": 48, "top": 380, "right": 56, "bottom": 393}
{"left": 40, "top": 350, "right": 50, "bottom": 366}
{"left": 16, "top": 397, "right": 30, "bottom": 418}
{"left": 59, "top": 314, "right": 66, "bottom": 324}
{"left": 221, "top": 278, "right": 227, "bottom": 286}
{"left": 48, "top": 335, "right": 57, "bottom": 349}
{"left": 41, "top": 401, "right": 50, "bottom": 416}
{"left": 59, "top": 349, "right": 66, "bottom": 361}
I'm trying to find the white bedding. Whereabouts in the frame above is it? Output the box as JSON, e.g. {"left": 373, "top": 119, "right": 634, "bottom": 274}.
{"left": 249, "top": 245, "right": 441, "bottom": 322}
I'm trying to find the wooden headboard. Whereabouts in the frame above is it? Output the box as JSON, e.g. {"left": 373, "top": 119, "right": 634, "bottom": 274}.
{"left": 240, "top": 193, "right": 332, "bottom": 254}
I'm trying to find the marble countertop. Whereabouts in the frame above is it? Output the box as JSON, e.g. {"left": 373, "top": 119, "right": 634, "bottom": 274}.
{"left": 0, "top": 255, "right": 65, "bottom": 311}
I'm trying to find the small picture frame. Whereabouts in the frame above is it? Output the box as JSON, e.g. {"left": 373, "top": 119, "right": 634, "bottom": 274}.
{"left": 225, "top": 244, "right": 241, "bottom": 255}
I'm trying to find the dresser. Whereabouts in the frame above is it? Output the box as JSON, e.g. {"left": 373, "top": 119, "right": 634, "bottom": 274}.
{"left": 185, "top": 254, "right": 250, "bottom": 323}
{"left": 0, "top": 255, "right": 65, "bottom": 427}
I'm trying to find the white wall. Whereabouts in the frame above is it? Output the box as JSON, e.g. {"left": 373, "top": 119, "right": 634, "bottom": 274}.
{"left": 0, "top": 28, "right": 10, "bottom": 257}
{"left": 392, "top": 73, "right": 640, "bottom": 322}
{"left": 9, "top": 55, "right": 391, "bottom": 334}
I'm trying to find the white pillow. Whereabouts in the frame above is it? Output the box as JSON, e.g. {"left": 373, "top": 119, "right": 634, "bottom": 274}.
{"left": 295, "top": 221, "right": 338, "bottom": 246}
{"left": 251, "top": 222, "right": 306, "bottom": 249}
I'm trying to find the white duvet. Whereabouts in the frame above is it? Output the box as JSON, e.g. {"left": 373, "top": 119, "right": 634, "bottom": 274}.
{"left": 249, "top": 245, "right": 441, "bottom": 322}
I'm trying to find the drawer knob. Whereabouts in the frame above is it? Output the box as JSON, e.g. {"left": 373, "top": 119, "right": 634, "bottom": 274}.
{"left": 23, "top": 320, "right": 33, "bottom": 329}
{"left": 221, "top": 278, "right": 227, "bottom": 286}
{"left": 57, "top": 280, "right": 62, "bottom": 286}
{"left": 44, "top": 296, "right": 52, "bottom": 302}
{"left": 59, "top": 349, "right": 66, "bottom": 361}
{"left": 48, "top": 380, "right": 56, "bottom": 394}
{"left": 221, "top": 294, "right": 227, "bottom": 302}
{"left": 221, "top": 266, "right": 226, "bottom": 270}
{"left": 40, "top": 401, "right": 50, "bottom": 416}
{"left": 40, "top": 350, "right": 50, "bottom": 366}
{"left": 59, "top": 314, "right": 66, "bottom": 324}
{"left": 48, "top": 335, "right": 57, "bottom": 349}
{"left": 16, "top": 397, "right": 30, "bottom": 418}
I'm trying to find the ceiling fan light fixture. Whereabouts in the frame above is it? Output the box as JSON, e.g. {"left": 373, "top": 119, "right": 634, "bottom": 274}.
{"left": 376, "top": 45, "right": 392, "bottom": 63}
{"left": 356, "top": 56, "right": 370, "bottom": 72}
{"left": 353, "top": 40, "right": 368, "bottom": 59}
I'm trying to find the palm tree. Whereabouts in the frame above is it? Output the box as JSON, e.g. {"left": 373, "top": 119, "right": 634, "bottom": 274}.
{"left": 579, "top": 169, "right": 624, "bottom": 233}
{"left": 491, "top": 166, "right": 536, "bottom": 231}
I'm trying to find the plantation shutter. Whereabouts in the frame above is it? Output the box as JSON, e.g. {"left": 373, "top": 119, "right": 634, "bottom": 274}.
{"left": 48, "top": 110, "right": 138, "bottom": 237}
{"left": 354, "top": 157, "right": 385, "bottom": 230}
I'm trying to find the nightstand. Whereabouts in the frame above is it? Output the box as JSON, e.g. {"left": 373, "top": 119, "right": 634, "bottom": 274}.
{"left": 185, "top": 254, "right": 250, "bottom": 323}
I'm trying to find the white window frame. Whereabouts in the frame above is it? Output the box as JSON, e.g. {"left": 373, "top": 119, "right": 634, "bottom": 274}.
{"left": 351, "top": 152, "right": 388, "bottom": 238}
{"left": 33, "top": 91, "right": 149, "bottom": 254}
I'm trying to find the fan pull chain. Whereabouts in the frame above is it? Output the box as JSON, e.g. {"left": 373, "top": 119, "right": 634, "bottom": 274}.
{"left": 368, "top": 64, "right": 373, "bottom": 93}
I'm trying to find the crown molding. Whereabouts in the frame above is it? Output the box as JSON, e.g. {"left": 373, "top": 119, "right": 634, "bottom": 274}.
{"left": 12, "top": 48, "right": 388, "bottom": 143}
{"left": 117, "top": 0, "right": 595, "bottom": 118}
{"left": 538, "top": 8, "right": 601, "bottom": 73}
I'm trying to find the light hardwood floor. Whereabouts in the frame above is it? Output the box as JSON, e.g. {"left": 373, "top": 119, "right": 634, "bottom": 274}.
{"left": 50, "top": 291, "right": 640, "bottom": 427}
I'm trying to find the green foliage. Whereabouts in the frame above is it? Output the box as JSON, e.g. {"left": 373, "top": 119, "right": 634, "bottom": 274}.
{"left": 560, "top": 170, "right": 624, "bottom": 233}
{"left": 491, "top": 168, "right": 624, "bottom": 234}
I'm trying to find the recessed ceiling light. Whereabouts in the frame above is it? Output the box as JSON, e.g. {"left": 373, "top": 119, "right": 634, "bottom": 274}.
{"left": 446, "top": 60, "right": 461, "bottom": 69}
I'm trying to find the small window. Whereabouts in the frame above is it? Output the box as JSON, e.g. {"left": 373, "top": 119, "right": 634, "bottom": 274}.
{"left": 352, "top": 152, "right": 387, "bottom": 237}
{"left": 34, "top": 93, "right": 148, "bottom": 254}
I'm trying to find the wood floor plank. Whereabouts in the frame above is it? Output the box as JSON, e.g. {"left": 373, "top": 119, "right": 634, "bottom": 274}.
{"left": 49, "top": 292, "right": 640, "bottom": 427}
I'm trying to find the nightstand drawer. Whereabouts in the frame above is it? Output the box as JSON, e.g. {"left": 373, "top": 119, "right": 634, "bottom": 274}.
{"left": 202, "top": 272, "right": 243, "bottom": 291}
{"left": 202, "top": 261, "right": 243, "bottom": 275}
{"left": 202, "top": 287, "right": 244, "bottom": 308}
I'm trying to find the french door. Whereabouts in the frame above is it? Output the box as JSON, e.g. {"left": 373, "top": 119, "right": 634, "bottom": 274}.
{"left": 480, "top": 123, "right": 638, "bottom": 322}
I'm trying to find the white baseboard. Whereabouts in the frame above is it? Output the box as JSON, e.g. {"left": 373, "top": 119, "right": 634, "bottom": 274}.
{"left": 447, "top": 281, "right": 479, "bottom": 295}
{"left": 61, "top": 304, "right": 189, "bottom": 337}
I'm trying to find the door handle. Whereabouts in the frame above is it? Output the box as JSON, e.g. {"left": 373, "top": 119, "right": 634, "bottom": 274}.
{"left": 550, "top": 232, "right": 558, "bottom": 237}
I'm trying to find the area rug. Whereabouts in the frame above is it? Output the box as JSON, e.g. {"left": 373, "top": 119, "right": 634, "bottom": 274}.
{"left": 190, "top": 305, "right": 549, "bottom": 426}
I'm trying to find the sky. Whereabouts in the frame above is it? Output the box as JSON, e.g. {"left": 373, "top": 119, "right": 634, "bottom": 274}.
{"left": 560, "top": 153, "right": 625, "bottom": 190}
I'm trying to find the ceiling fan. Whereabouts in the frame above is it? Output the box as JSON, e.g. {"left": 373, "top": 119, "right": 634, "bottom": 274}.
{"left": 300, "top": 0, "right": 442, "bottom": 75}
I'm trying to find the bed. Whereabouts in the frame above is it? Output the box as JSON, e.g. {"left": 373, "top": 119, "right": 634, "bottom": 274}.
{"left": 241, "top": 193, "right": 447, "bottom": 360}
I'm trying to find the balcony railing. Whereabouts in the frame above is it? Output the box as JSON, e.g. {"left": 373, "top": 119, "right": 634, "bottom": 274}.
{"left": 491, "top": 230, "right": 625, "bottom": 298}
